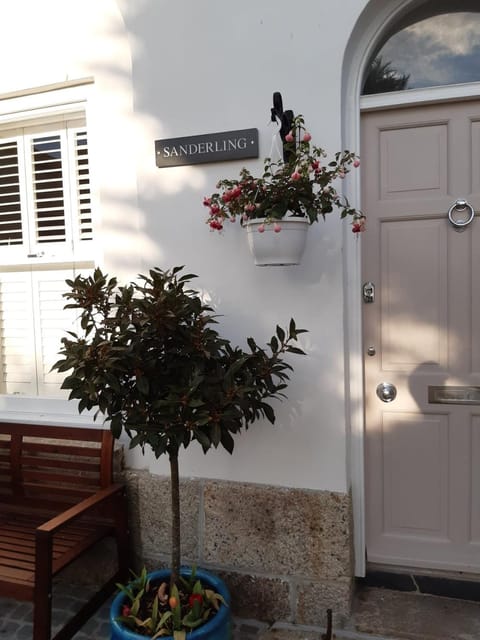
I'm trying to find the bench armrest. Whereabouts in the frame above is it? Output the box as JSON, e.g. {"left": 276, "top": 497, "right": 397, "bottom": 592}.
{"left": 36, "top": 483, "right": 126, "bottom": 535}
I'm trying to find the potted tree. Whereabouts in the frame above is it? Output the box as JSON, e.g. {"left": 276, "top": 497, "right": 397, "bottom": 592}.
{"left": 204, "top": 115, "right": 365, "bottom": 265}
{"left": 52, "top": 265, "right": 306, "bottom": 639}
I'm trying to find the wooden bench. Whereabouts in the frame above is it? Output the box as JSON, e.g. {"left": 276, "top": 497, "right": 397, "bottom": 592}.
{"left": 0, "top": 422, "right": 131, "bottom": 640}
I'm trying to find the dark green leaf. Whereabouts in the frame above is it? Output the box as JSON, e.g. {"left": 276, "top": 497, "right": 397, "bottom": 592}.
{"left": 220, "top": 429, "right": 234, "bottom": 454}
{"left": 287, "top": 346, "right": 306, "bottom": 355}
{"left": 261, "top": 403, "right": 275, "bottom": 424}
{"left": 276, "top": 325, "right": 285, "bottom": 343}
{"left": 110, "top": 414, "right": 122, "bottom": 439}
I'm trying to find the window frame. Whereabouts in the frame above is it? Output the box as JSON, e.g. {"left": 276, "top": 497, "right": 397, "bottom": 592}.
{"left": 0, "top": 79, "right": 97, "bottom": 425}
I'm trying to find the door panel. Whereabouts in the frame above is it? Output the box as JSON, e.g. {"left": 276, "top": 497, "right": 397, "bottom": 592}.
{"left": 383, "top": 412, "right": 449, "bottom": 535}
{"left": 380, "top": 123, "right": 448, "bottom": 199}
{"left": 471, "top": 417, "right": 480, "bottom": 541}
{"left": 362, "top": 100, "right": 480, "bottom": 572}
{"left": 380, "top": 219, "right": 448, "bottom": 369}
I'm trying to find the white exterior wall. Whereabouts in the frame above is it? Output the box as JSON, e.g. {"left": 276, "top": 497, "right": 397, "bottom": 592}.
{"left": 0, "top": 0, "right": 372, "bottom": 493}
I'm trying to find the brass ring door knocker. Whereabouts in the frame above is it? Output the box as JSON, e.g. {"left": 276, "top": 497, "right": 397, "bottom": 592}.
{"left": 448, "top": 198, "right": 475, "bottom": 231}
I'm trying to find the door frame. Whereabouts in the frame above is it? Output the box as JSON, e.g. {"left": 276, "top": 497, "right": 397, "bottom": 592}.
{"left": 342, "top": 0, "right": 480, "bottom": 577}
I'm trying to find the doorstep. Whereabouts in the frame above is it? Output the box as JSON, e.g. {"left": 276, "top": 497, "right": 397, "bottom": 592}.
{"left": 259, "top": 625, "right": 398, "bottom": 639}
{"left": 258, "top": 573, "right": 480, "bottom": 640}
{"left": 349, "top": 580, "right": 480, "bottom": 640}
{"left": 361, "top": 566, "right": 480, "bottom": 602}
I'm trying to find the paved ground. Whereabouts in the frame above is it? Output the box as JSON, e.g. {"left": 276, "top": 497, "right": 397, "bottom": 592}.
{"left": 3, "top": 582, "right": 480, "bottom": 639}
{"left": 0, "top": 581, "right": 270, "bottom": 639}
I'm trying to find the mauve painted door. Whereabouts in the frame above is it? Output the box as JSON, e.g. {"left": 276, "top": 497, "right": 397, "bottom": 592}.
{"left": 362, "top": 99, "right": 480, "bottom": 572}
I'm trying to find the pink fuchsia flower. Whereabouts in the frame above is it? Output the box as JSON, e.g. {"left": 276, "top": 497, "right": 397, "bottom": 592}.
{"left": 353, "top": 159, "right": 360, "bottom": 168}
{"left": 352, "top": 215, "right": 366, "bottom": 233}
{"left": 209, "top": 219, "right": 223, "bottom": 231}
{"left": 203, "top": 197, "right": 211, "bottom": 207}
{"left": 122, "top": 605, "right": 131, "bottom": 617}
{"left": 311, "top": 160, "right": 320, "bottom": 171}
{"left": 302, "top": 132, "right": 312, "bottom": 142}
{"left": 291, "top": 171, "right": 301, "bottom": 181}
{"left": 257, "top": 224, "right": 265, "bottom": 233}
{"left": 338, "top": 170, "right": 346, "bottom": 179}
{"left": 285, "top": 131, "right": 294, "bottom": 142}
{"left": 273, "top": 223, "right": 282, "bottom": 233}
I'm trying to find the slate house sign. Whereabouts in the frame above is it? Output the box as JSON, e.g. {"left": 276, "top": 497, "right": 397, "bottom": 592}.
{"left": 155, "top": 128, "right": 259, "bottom": 168}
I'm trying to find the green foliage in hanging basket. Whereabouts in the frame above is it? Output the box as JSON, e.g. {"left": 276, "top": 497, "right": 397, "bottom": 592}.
{"left": 204, "top": 114, "right": 365, "bottom": 233}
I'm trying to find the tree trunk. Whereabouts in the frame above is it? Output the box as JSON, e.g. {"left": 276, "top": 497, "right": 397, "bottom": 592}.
{"left": 169, "top": 451, "right": 181, "bottom": 587}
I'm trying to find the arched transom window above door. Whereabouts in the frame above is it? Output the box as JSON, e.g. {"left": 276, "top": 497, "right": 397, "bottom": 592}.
{"left": 362, "top": 10, "right": 480, "bottom": 95}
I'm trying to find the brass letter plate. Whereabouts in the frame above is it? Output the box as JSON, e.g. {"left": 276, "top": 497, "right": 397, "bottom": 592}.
{"left": 428, "top": 386, "right": 480, "bottom": 405}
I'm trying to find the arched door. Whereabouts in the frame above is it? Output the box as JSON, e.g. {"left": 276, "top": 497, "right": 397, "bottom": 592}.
{"left": 362, "top": 96, "right": 480, "bottom": 572}
{"left": 360, "top": 8, "right": 480, "bottom": 572}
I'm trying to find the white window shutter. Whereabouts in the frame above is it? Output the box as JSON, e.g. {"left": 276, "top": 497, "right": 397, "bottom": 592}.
{"left": 0, "top": 116, "right": 93, "bottom": 261}
{"left": 0, "top": 272, "right": 37, "bottom": 395}
{"left": 71, "top": 127, "right": 93, "bottom": 242}
{"left": 29, "top": 131, "right": 68, "bottom": 245}
{"left": 0, "top": 138, "right": 25, "bottom": 247}
{"left": 0, "top": 268, "right": 93, "bottom": 397}
{"left": 32, "top": 269, "right": 82, "bottom": 397}
{"left": 0, "top": 114, "right": 95, "bottom": 397}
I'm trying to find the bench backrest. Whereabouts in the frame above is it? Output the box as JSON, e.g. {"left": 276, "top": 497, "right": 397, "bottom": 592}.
{"left": 0, "top": 422, "right": 114, "bottom": 512}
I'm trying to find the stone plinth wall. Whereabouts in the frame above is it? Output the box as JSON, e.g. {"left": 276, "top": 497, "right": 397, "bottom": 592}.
{"left": 126, "top": 471, "right": 353, "bottom": 627}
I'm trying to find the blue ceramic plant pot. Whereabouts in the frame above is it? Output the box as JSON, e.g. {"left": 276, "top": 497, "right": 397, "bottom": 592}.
{"left": 110, "top": 567, "right": 232, "bottom": 640}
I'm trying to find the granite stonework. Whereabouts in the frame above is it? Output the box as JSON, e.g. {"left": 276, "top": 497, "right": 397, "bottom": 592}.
{"left": 203, "top": 482, "right": 352, "bottom": 580}
{"left": 129, "top": 471, "right": 202, "bottom": 561}
{"left": 218, "top": 571, "right": 291, "bottom": 622}
{"left": 126, "top": 470, "right": 354, "bottom": 627}
{"left": 296, "top": 577, "right": 353, "bottom": 626}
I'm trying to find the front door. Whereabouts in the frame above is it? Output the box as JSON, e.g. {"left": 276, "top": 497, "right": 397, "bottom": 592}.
{"left": 362, "top": 99, "right": 480, "bottom": 572}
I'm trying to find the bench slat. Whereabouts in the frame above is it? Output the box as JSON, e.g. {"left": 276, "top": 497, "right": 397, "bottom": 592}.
{"left": 22, "top": 441, "right": 102, "bottom": 457}
{"left": 21, "top": 470, "right": 100, "bottom": 487}
{"left": 21, "top": 455, "right": 100, "bottom": 472}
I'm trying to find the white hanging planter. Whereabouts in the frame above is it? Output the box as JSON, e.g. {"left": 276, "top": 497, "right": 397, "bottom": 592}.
{"left": 245, "top": 217, "right": 309, "bottom": 266}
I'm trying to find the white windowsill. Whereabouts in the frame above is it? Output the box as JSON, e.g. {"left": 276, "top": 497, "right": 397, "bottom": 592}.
{"left": 0, "top": 395, "right": 97, "bottom": 427}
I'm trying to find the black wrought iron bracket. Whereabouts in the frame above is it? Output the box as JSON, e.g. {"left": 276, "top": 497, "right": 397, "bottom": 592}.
{"left": 270, "top": 92, "right": 295, "bottom": 161}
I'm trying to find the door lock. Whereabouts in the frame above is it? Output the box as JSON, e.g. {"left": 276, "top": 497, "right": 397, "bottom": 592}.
{"left": 376, "top": 382, "right": 397, "bottom": 403}
{"left": 363, "top": 281, "right": 375, "bottom": 303}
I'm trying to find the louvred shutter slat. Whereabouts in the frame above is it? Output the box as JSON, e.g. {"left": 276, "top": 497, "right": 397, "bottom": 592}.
{"left": 0, "top": 140, "right": 23, "bottom": 246}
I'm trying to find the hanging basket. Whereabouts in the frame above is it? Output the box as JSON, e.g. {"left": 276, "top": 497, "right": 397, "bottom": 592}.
{"left": 245, "top": 217, "right": 309, "bottom": 266}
